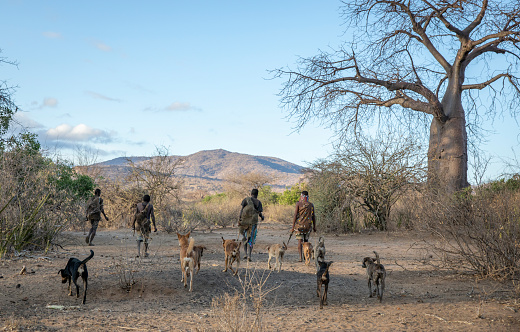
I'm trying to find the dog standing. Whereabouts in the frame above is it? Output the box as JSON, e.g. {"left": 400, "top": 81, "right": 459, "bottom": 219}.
{"left": 58, "top": 249, "right": 94, "bottom": 304}
{"left": 362, "top": 251, "right": 386, "bottom": 302}
{"left": 222, "top": 237, "right": 241, "bottom": 275}
{"left": 317, "top": 260, "right": 333, "bottom": 309}
{"left": 302, "top": 242, "right": 314, "bottom": 266}
{"left": 192, "top": 245, "right": 206, "bottom": 274}
{"left": 314, "top": 236, "right": 326, "bottom": 272}
{"left": 266, "top": 242, "right": 287, "bottom": 272}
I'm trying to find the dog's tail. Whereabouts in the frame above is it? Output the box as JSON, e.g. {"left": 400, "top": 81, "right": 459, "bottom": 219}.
{"left": 187, "top": 237, "right": 195, "bottom": 255}
{"left": 373, "top": 251, "right": 380, "bottom": 265}
{"left": 80, "top": 250, "right": 94, "bottom": 266}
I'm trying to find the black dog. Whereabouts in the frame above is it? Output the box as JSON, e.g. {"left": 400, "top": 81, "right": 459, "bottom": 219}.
{"left": 362, "top": 251, "right": 386, "bottom": 302}
{"left": 316, "top": 261, "right": 333, "bottom": 309}
{"left": 58, "top": 250, "right": 94, "bottom": 304}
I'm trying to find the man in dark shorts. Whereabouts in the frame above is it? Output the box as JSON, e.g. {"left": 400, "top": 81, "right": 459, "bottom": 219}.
{"left": 132, "top": 194, "right": 157, "bottom": 258}
{"left": 85, "top": 188, "right": 109, "bottom": 246}
{"left": 291, "top": 190, "right": 316, "bottom": 262}
{"left": 238, "top": 189, "right": 265, "bottom": 261}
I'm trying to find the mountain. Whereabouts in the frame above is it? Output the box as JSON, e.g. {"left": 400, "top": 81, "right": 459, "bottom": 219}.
{"left": 90, "top": 149, "right": 306, "bottom": 194}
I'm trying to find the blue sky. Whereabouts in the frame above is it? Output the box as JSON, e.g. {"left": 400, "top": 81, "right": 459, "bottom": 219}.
{"left": 1, "top": 1, "right": 518, "bottom": 181}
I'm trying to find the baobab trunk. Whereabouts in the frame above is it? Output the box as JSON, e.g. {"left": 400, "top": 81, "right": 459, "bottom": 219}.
{"left": 427, "top": 92, "right": 469, "bottom": 193}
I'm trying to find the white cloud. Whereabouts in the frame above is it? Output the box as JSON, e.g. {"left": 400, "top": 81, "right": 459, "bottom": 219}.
{"left": 43, "top": 98, "right": 58, "bottom": 107}
{"left": 42, "top": 31, "right": 62, "bottom": 39}
{"left": 13, "top": 113, "right": 44, "bottom": 129}
{"left": 45, "top": 124, "right": 113, "bottom": 143}
{"left": 85, "top": 91, "right": 121, "bottom": 102}
{"left": 165, "top": 102, "right": 201, "bottom": 112}
{"left": 88, "top": 39, "right": 112, "bottom": 52}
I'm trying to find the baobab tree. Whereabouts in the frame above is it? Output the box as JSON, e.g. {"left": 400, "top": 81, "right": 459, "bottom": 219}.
{"left": 276, "top": 0, "right": 520, "bottom": 193}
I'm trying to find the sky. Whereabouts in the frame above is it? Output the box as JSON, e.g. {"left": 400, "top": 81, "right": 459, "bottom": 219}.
{"left": 1, "top": 0, "right": 519, "bottom": 181}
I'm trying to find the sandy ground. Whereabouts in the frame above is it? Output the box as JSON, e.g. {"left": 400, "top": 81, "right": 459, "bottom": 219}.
{"left": 1, "top": 223, "right": 519, "bottom": 331}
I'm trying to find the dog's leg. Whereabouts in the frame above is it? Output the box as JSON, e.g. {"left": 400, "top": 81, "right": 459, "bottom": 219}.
{"left": 267, "top": 255, "right": 272, "bottom": 270}
{"left": 323, "top": 283, "right": 328, "bottom": 306}
{"left": 375, "top": 277, "right": 380, "bottom": 300}
{"left": 189, "top": 265, "right": 193, "bottom": 292}
{"left": 319, "top": 284, "right": 324, "bottom": 309}
{"left": 317, "top": 280, "right": 321, "bottom": 298}
{"left": 222, "top": 255, "right": 228, "bottom": 272}
{"left": 74, "top": 277, "right": 80, "bottom": 298}
{"left": 380, "top": 278, "right": 385, "bottom": 302}
{"left": 180, "top": 258, "right": 185, "bottom": 282}
{"left": 368, "top": 277, "right": 373, "bottom": 298}
{"left": 82, "top": 271, "right": 88, "bottom": 304}
{"left": 68, "top": 277, "right": 72, "bottom": 296}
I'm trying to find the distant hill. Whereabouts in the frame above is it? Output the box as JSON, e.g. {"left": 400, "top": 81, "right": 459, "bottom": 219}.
{"left": 90, "top": 149, "right": 306, "bottom": 194}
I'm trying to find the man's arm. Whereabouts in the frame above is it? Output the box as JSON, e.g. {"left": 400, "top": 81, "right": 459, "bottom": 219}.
{"left": 100, "top": 198, "right": 109, "bottom": 221}
{"left": 312, "top": 203, "right": 316, "bottom": 232}
{"left": 150, "top": 206, "right": 157, "bottom": 232}
{"left": 132, "top": 205, "right": 138, "bottom": 230}
{"left": 257, "top": 201, "right": 265, "bottom": 221}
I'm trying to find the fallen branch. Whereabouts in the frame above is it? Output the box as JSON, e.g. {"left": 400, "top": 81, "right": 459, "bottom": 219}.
{"left": 425, "top": 313, "right": 473, "bottom": 325}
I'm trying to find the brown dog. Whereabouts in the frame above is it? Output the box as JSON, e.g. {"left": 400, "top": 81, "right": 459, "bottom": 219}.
{"left": 317, "top": 261, "right": 333, "bottom": 309}
{"left": 192, "top": 245, "right": 206, "bottom": 274}
{"left": 362, "top": 251, "right": 386, "bottom": 302}
{"left": 267, "top": 242, "right": 287, "bottom": 272}
{"left": 177, "top": 232, "right": 195, "bottom": 291}
{"left": 303, "top": 242, "right": 314, "bottom": 266}
{"left": 221, "top": 237, "right": 241, "bottom": 275}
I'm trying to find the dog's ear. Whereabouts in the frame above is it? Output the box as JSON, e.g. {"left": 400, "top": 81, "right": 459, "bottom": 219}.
{"left": 177, "top": 233, "right": 181, "bottom": 239}
{"left": 187, "top": 231, "right": 191, "bottom": 237}
{"left": 221, "top": 236, "right": 225, "bottom": 244}
{"left": 58, "top": 269, "right": 62, "bottom": 275}
{"left": 282, "top": 241, "right": 287, "bottom": 248}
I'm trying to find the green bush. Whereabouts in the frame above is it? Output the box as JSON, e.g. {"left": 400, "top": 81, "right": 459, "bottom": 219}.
{"left": 277, "top": 183, "right": 306, "bottom": 206}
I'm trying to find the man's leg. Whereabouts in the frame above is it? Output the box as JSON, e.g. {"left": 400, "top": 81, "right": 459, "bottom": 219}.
{"left": 248, "top": 244, "right": 253, "bottom": 261}
{"left": 144, "top": 241, "right": 149, "bottom": 257}
{"left": 87, "top": 220, "right": 98, "bottom": 245}
{"left": 137, "top": 240, "right": 142, "bottom": 257}
{"left": 298, "top": 239, "right": 303, "bottom": 262}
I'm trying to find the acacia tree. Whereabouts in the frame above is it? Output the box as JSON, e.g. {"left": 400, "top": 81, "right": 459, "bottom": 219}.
{"left": 125, "top": 146, "right": 185, "bottom": 213}
{"left": 276, "top": 0, "right": 520, "bottom": 193}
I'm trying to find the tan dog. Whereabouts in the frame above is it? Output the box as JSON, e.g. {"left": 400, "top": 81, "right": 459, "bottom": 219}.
{"left": 177, "top": 232, "right": 197, "bottom": 291}
{"left": 303, "top": 242, "right": 314, "bottom": 266}
{"left": 221, "top": 237, "right": 241, "bottom": 275}
{"left": 267, "top": 242, "right": 287, "bottom": 272}
{"left": 192, "top": 245, "right": 206, "bottom": 274}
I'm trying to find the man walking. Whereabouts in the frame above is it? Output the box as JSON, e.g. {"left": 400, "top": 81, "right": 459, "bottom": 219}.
{"left": 132, "top": 194, "right": 157, "bottom": 257}
{"left": 238, "top": 188, "right": 264, "bottom": 261}
{"left": 85, "top": 188, "right": 109, "bottom": 246}
{"left": 291, "top": 191, "right": 316, "bottom": 262}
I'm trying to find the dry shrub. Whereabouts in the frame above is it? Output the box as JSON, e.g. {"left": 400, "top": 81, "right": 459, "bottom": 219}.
{"left": 263, "top": 204, "right": 293, "bottom": 223}
{"left": 208, "top": 268, "right": 275, "bottom": 332}
{"left": 0, "top": 148, "right": 88, "bottom": 257}
{"left": 417, "top": 188, "right": 520, "bottom": 279}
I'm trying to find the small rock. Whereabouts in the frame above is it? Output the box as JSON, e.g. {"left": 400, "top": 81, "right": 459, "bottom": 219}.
{"left": 16, "top": 284, "right": 21, "bottom": 288}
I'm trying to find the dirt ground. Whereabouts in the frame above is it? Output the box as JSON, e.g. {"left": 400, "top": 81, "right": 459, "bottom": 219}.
{"left": 1, "top": 223, "right": 519, "bottom": 331}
